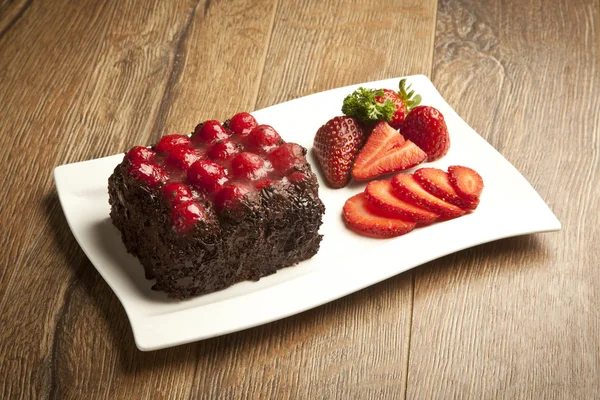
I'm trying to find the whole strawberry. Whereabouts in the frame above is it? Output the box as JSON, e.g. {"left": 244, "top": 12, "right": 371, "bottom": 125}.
{"left": 313, "top": 116, "right": 366, "bottom": 188}
{"left": 401, "top": 105, "right": 450, "bottom": 161}
{"left": 342, "top": 79, "right": 421, "bottom": 128}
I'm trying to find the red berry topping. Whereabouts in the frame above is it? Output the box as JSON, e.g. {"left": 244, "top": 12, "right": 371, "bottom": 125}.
{"left": 254, "top": 178, "right": 276, "bottom": 190}
{"left": 247, "top": 125, "right": 282, "bottom": 152}
{"left": 155, "top": 134, "right": 190, "bottom": 154}
{"left": 128, "top": 161, "right": 168, "bottom": 188}
{"left": 162, "top": 183, "right": 193, "bottom": 206}
{"left": 187, "top": 159, "right": 228, "bottom": 193}
{"left": 215, "top": 183, "right": 252, "bottom": 209}
{"left": 208, "top": 139, "right": 240, "bottom": 160}
{"left": 229, "top": 112, "right": 258, "bottom": 137}
{"left": 126, "top": 146, "right": 155, "bottom": 162}
{"left": 268, "top": 143, "right": 306, "bottom": 174}
{"left": 231, "top": 152, "right": 270, "bottom": 180}
{"left": 193, "top": 120, "right": 230, "bottom": 145}
{"left": 166, "top": 147, "right": 202, "bottom": 171}
{"left": 171, "top": 200, "right": 205, "bottom": 234}
{"left": 288, "top": 171, "right": 308, "bottom": 183}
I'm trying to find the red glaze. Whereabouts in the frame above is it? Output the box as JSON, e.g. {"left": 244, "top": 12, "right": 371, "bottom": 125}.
{"left": 193, "top": 120, "right": 230, "bottom": 145}
{"left": 155, "top": 134, "right": 190, "bottom": 154}
{"left": 231, "top": 152, "right": 270, "bottom": 180}
{"left": 247, "top": 125, "right": 282, "bottom": 152}
{"left": 229, "top": 112, "right": 258, "bottom": 137}
{"left": 162, "top": 183, "right": 193, "bottom": 206}
{"left": 128, "top": 161, "right": 168, "bottom": 187}
{"left": 268, "top": 143, "right": 305, "bottom": 174}
{"left": 187, "top": 159, "right": 228, "bottom": 193}
{"left": 171, "top": 200, "right": 205, "bottom": 234}
{"left": 126, "top": 146, "right": 155, "bottom": 162}
{"left": 215, "top": 183, "right": 252, "bottom": 209}
{"left": 254, "top": 178, "right": 276, "bottom": 190}
{"left": 208, "top": 139, "right": 240, "bottom": 160}
{"left": 166, "top": 147, "right": 202, "bottom": 171}
{"left": 288, "top": 171, "right": 308, "bottom": 183}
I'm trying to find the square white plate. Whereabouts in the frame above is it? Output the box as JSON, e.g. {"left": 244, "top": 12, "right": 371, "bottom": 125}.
{"left": 54, "top": 75, "right": 560, "bottom": 351}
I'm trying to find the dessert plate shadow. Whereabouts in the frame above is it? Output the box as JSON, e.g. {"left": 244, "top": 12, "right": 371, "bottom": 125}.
{"left": 54, "top": 75, "right": 560, "bottom": 351}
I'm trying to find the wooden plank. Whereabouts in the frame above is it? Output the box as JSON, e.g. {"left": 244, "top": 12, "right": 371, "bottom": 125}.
{"left": 0, "top": 1, "right": 198, "bottom": 397}
{"left": 407, "top": 0, "right": 600, "bottom": 398}
{"left": 182, "top": 1, "right": 437, "bottom": 398}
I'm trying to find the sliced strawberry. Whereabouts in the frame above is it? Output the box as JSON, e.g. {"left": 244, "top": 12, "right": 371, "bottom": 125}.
{"left": 352, "top": 122, "right": 426, "bottom": 181}
{"left": 448, "top": 165, "right": 484, "bottom": 204}
{"left": 364, "top": 180, "right": 439, "bottom": 223}
{"left": 414, "top": 168, "right": 478, "bottom": 210}
{"left": 391, "top": 174, "right": 465, "bottom": 218}
{"left": 342, "top": 193, "right": 416, "bottom": 238}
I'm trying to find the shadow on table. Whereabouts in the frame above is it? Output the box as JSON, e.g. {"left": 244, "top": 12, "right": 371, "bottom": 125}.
{"left": 45, "top": 191, "right": 551, "bottom": 376}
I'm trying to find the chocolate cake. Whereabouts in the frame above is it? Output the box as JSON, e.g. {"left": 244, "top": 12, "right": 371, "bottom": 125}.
{"left": 108, "top": 113, "right": 325, "bottom": 299}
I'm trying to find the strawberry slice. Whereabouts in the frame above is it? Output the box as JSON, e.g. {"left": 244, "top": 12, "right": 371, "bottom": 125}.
{"left": 364, "top": 180, "right": 439, "bottom": 223}
{"left": 352, "top": 121, "right": 425, "bottom": 181}
{"left": 414, "top": 168, "right": 478, "bottom": 210}
{"left": 343, "top": 193, "right": 416, "bottom": 238}
{"left": 448, "top": 166, "right": 484, "bottom": 203}
{"left": 391, "top": 174, "right": 466, "bottom": 218}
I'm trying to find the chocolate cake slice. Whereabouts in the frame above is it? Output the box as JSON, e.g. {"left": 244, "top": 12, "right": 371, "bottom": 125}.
{"left": 108, "top": 113, "right": 325, "bottom": 299}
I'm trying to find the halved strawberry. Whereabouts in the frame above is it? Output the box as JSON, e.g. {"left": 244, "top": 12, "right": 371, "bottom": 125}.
{"left": 391, "top": 174, "right": 465, "bottom": 218}
{"left": 343, "top": 193, "right": 416, "bottom": 238}
{"left": 364, "top": 180, "right": 439, "bottom": 223}
{"left": 414, "top": 168, "right": 478, "bottom": 210}
{"left": 313, "top": 116, "right": 367, "bottom": 188}
{"left": 448, "top": 165, "right": 484, "bottom": 203}
{"left": 352, "top": 121, "right": 426, "bottom": 181}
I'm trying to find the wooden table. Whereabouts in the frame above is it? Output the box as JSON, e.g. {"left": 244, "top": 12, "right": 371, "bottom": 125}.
{"left": 1, "top": 0, "right": 598, "bottom": 398}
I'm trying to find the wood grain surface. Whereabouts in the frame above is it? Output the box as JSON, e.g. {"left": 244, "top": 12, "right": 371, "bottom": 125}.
{"left": 0, "top": 0, "right": 597, "bottom": 398}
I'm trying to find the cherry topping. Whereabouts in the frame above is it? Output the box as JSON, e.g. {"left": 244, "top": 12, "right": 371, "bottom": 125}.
{"left": 288, "top": 171, "right": 308, "bottom": 183}
{"left": 166, "top": 147, "right": 202, "bottom": 171}
{"left": 126, "top": 146, "right": 155, "bottom": 162}
{"left": 215, "top": 183, "right": 252, "bottom": 209}
{"left": 193, "top": 120, "right": 230, "bottom": 145}
{"left": 155, "top": 134, "right": 190, "bottom": 154}
{"left": 187, "top": 159, "right": 228, "bottom": 193}
{"left": 208, "top": 139, "right": 240, "bottom": 160}
{"left": 247, "top": 125, "right": 282, "bottom": 152}
{"left": 231, "top": 152, "right": 270, "bottom": 180}
{"left": 268, "top": 143, "right": 306, "bottom": 174}
{"left": 171, "top": 200, "right": 205, "bottom": 234}
{"left": 229, "top": 112, "right": 258, "bottom": 137}
{"left": 128, "top": 161, "right": 168, "bottom": 188}
{"left": 162, "top": 183, "right": 193, "bottom": 205}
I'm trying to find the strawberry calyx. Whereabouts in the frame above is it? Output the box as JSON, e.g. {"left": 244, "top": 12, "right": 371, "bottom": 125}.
{"left": 398, "top": 79, "right": 422, "bottom": 112}
{"left": 341, "top": 88, "right": 396, "bottom": 124}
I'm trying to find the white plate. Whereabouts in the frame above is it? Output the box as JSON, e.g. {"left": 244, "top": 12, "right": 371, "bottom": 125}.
{"left": 54, "top": 75, "right": 560, "bottom": 351}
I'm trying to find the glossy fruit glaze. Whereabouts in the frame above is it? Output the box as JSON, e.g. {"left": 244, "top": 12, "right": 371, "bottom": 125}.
{"left": 124, "top": 113, "right": 309, "bottom": 233}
